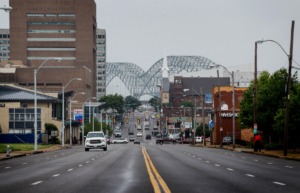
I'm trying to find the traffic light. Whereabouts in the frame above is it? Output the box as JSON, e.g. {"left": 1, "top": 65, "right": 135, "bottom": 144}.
{"left": 137, "top": 117, "right": 140, "bottom": 124}
{"left": 126, "top": 117, "right": 129, "bottom": 124}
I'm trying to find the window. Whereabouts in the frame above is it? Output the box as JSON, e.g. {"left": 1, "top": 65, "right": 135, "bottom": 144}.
{"left": 9, "top": 108, "right": 41, "bottom": 130}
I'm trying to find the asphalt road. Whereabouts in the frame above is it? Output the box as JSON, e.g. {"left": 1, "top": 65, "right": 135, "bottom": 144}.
{"left": 1, "top": 142, "right": 300, "bottom": 193}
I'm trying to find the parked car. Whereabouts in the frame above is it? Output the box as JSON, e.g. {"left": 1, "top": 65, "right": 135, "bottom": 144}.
{"left": 85, "top": 131, "right": 107, "bottom": 151}
{"left": 195, "top": 136, "right": 203, "bottom": 143}
{"left": 146, "top": 134, "right": 151, "bottom": 140}
{"left": 129, "top": 136, "right": 136, "bottom": 141}
{"left": 223, "top": 136, "right": 232, "bottom": 144}
{"left": 133, "top": 139, "right": 140, "bottom": 145}
{"left": 112, "top": 138, "right": 128, "bottom": 144}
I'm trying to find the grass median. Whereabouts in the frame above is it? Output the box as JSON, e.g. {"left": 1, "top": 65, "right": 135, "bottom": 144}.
{"left": 0, "top": 144, "right": 54, "bottom": 153}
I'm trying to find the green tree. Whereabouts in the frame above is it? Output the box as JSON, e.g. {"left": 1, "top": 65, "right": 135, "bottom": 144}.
{"left": 124, "top": 95, "right": 141, "bottom": 112}
{"left": 180, "top": 101, "right": 193, "bottom": 108}
{"left": 149, "top": 96, "right": 160, "bottom": 110}
{"left": 240, "top": 68, "right": 299, "bottom": 147}
{"left": 84, "top": 117, "right": 113, "bottom": 137}
{"left": 99, "top": 94, "right": 124, "bottom": 115}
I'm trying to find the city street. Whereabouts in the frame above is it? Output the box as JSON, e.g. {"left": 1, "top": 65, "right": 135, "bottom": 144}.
{"left": 1, "top": 142, "right": 300, "bottom": 193}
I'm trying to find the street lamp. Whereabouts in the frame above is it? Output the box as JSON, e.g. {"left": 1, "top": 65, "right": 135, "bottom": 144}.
{"left": 215, "top": 64, "right": 235, "bottom": 148}
{"left": 255, "top": 21, "right": 294, "bottom": 156}
{"left": 61, "top": 78, "right": 82, "bottom": 147}
{"left": 82, "top": 97, "right": 96, "bottom": 145}
{"left": 0, "top": 5, "right": 12, "bottom": 12}
{"left": 69, "top": 92, "right": 85, "bottom": 145}
{"left": 34, "top": 57, "right": 61, "bottom": 151}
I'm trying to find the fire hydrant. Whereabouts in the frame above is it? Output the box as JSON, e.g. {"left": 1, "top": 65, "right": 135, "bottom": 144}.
{"left": 6, "top": 145, "right": 11, "bottom": 157}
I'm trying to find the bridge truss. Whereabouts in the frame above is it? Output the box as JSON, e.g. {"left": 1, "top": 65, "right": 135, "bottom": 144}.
{"left": 106, "top": 56, "right": 218, "bottom": 99}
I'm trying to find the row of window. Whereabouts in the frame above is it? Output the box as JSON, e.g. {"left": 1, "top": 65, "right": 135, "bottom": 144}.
{"left": 97, "top": 35, "right": 105, "bottom": 39}
{"left": 0, "top": 40, "right": 9, "bottom": 44}
{"left": 27, "top": 13, "right": 75, "bottom": 17}
{"left": 0, "top": 34, "right": 9, "bottom": 39}
{"left": 27, "top": 47, "right": 76, "bottom": 51}
{"left": 28, "top": 21, "right": 75, "bottom": 25}
{"left": 0, "top": 46, "right": 9, "bottom": 51}
{"left": 0, "top": 52, "right": 10, "bottom": 57}
{"left": 28, "top": 30, "right": 75, "bottom": 33}
{"left": 27, "top": 57, "right": 76, "bottom": 60}
{"left": 97, "top": 88, "right": 106, "bottom": 92}
{"left": 27, "top": 38, "right": 76, "bottom": 42}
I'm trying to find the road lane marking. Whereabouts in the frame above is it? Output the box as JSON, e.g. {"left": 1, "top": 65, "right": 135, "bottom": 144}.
{"left": 141, "top": 147, "right": 161, "bottom": 193}
{"left": 78, "top": 164, "right": 83, "bottom": 167}
{"left": 245, "top": 174, "right": 255, "bottom": 178}
{"left": 142, "top": 146, "right": 171, "bottom": 193}
{"left": 215, "top": 164, "right": 220, "bottom": 167}
{"left": 67, "top": 169, "right": 73, "bottom": 172}
{"left": 273, "top": 182, "right": 286, "bottom": 186}
{"left": 31, "top": 181, "right": 42, "bottom": 185}
{"left": 285, "top": 166, "right": 293, "bottom": 168}
{"left": 227, "top": 168, "right": 234, "bottom": 171}
{"left": 267, "top": 162, "right": 273, "bottom": 165}
{"left": 52, "top": 174, "right": 60, "bottom": 177}
{"left": 4, "top": 166, "right": 11, "bottom": 169}
{"left": 205, "top": 161, "right": 210, "bottom": 164}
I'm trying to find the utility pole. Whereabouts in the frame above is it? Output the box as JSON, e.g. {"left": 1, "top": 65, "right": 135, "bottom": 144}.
{"left": 284, "top": 20, "right": 294, "bottom": 156}
{"left": 201, "top": 88, "right": 206, "bottom": 146}
{"left": 254, "top": 42, "right": 258, "bottom": 133}
{"left": 217, "top": 70, "right": 223, "bottom": 147}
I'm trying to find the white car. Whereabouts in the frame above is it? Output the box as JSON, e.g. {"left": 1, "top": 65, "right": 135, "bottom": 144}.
{"left": 195, "top": 136, "right": 203, "bottom": 143}
{"left": 85, "top": 131, "right": 107, "bottom": 151}
{"left": 136, "top": 132, "right": 143, "bottom": 137}
{"left": 112, "top": 138, "right": 128, "bottom": 144}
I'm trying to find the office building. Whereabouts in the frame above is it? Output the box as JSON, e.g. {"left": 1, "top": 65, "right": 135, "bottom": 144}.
{"left": 9, "top": 0, "right": 97, "bottom": 105}
{"left": 96, "top": 29, "right": 106, "bottom": 99}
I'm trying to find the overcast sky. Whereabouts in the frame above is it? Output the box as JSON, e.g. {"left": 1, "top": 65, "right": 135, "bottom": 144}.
{"left": 1, "top": 0, "right": 300, "bottom": 76}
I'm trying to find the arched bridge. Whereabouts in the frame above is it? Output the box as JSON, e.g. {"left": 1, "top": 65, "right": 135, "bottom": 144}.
{"left": 106, "top": 56, "right": 218, "bottom": 99}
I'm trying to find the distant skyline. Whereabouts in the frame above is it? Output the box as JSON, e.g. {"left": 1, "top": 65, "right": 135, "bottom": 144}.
{"left": 1, "top": 0, "right": 300, "bottom": 96}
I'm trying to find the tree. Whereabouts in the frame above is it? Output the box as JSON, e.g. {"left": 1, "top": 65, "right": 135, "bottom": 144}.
{"left": 240, "top": 68, "right": 299, "bottom": 147}
{"left": 99, "top": 94, "right": 124, "bottom": 115}
{"left": 83, "top": 118, "right": 113, "bottom": 137}
{"left": 124, "top": 95, "right": 141, "bottom": 112}
{"left": 149, "top": 96, "right": 160, "bottom": 110}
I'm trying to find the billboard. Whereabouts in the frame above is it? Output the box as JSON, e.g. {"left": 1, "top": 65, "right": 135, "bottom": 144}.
{"left": 74, "top": 109, "right": 83, "bottom": 123}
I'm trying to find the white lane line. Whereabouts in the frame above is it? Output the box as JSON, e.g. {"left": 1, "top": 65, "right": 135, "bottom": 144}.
{"left": 52, "top": 174, "right": 60, "bottom": 177}
{"left": 285, "top": 166, "right": 293, "bottom": 169}
{"left": 91, "top": 158, "right": 95, "bottom": 161}
{"left": 31, "top": 181, "right": 43, "bottom": 185}
{"left": 245, "top": 174, "right": 255, "bottom": 178}
{"left": 46, "top": 158, "right": 50, "bottom": 160}
{"left": 215, "top": 164, "right": 220, "bottom": 167}
{"left": 227, "top": 168, "right": 234, "bottom": 171}
{"left": 241, "top": 157, "right": 246, "bottom": 159}
{"left": 54, "top": 156, "right": 57, "bottom": 158}
{"left": 198, "top": 158, "right": 202, "bottom": 160}
{"left": 22, "top": 162, "right": 27, "bottom": 165}
{"left": 267, "top": 162, "right": 273, "bottom": 165}
{"left": 206, "top": 161, "right": 210, "bottom": 164}
{"left": 85, "top": 161, "right": 90, "bottom": 164}
{"left": 254, "top": 159, "right": 258, "bottom": 162}
{"left": 67, "top": 168, "right": 73, "bottom": 172}
{"left": 4, "top": 166, "right": 11, "bottom": 169}
{"left": 273, "top": 182, "right": 286, "bottom": 186}
{"left": 192, "top": 155, "right": 196, "bottom": 158}
{"left": 78, "top": 164, "right": 83, "bottom": 167}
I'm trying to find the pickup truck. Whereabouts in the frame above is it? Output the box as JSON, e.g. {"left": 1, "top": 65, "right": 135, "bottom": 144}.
{"left": 156, "top": 137, "right": 177, "bottom": 145}
{"left": 85, "top": 131, "right": 107, "bottom": 151}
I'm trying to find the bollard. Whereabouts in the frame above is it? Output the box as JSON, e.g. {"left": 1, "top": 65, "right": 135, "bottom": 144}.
{"left": 6, "top": 145, "right": 11, "bottom": 157}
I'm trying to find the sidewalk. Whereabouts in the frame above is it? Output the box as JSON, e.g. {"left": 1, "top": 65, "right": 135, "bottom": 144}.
{"left": 194, "top": 143, "right": 300, "bottom": 161}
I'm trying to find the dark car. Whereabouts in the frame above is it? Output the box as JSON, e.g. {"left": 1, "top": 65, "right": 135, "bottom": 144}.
{"left": 133, "top": 140, "right": 140, "bottom": 145}
{"left": 146, "top": 134, "right": 151, "bottom": 140}
{"left": 156, "top": 137, "right": 177, "bottom": 145}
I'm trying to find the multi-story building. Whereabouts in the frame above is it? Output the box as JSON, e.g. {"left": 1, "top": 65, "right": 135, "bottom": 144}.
{"left": 96, "top": 29, "right": 106, "bottom": 99}
{"left": 0, "top": 29, "right": 10, "bottom": 63}
{"left": 8, "top": 0, "right": 97, "bottom": 107}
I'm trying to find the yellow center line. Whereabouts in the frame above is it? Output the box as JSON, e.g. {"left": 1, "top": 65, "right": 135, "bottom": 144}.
{"left": 142, "top": 146, "right": 171, "bottom": 193}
